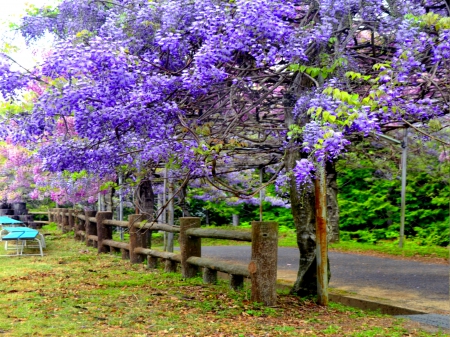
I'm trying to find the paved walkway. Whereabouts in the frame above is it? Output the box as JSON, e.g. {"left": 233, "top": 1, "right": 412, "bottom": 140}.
{"left": 396, "top": 314, "right": 450, "bottom": 330}
{"left": 200, "top": 246, "right": 450, "bottom": 329}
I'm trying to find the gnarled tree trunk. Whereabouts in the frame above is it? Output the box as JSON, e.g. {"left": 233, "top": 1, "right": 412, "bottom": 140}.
{"left": 285, "top": 147, "right": 318, "bottom": 296}
{"left": 135, "top": 179, "right": 155, "bottom": 248}
{"left": 284, "top": 78, "right": 337, "bottom": 296}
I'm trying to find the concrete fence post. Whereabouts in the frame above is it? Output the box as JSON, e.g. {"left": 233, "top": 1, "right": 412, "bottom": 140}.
{"left": 179, "top": 217, "right": 201, "bottom": 278}
{"left": 248, "top": 221, "right": 278, "bottom": 306}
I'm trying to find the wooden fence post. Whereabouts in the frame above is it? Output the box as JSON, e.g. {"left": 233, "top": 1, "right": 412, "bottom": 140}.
{"left": 230, "top": 274, "right": 244, "bottom": 290}
{"left": 57, "top": 208, "right": 64, "bottom": 229}
{"left": 147, "top": 256, "right": 158, "bottom": 269}
{"left": 249, "top": 221, "right": 278, "bottom": 306}
{"left": 84, "top": 210, "right": 97, "bottom": 247}
{"left": 47, "top": 208, "right": 52, "bottom": 223}
{"left": 96, "top": 211, "right": 113, "bottom": 253}
{"left": 164, "top": 259, "right": 178, "bottom": 273}
{"left": 54, "top": 208, "right": 61, "bottom": 230}
{"left": 121, "top": 247, "right": 130, "bottom": 260}
{"left": 203, "top": 268, "right": 217, "bottom": 284}
{"left": 62, "top": 209, "right": 69, "bottom": 233}
{"left": 109, "top": 246, "right": 120, "bottom": 254}
{"left": 129, "top": 214, "right": 145, "bottom": 264}
{"left": 53, "top": 208, "right": 58, "bottom": 224}
{"left": 68, "top": 209, "right": 74, "bottom": 230}
{"left": 180, "top": 217, "right": 201, "bottom": 278}
{"left": 73, "top": 211, "right": 80, "bottom": 240}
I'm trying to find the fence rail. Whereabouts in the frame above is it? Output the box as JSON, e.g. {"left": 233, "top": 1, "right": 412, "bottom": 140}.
{"left": 47, "top": 208, "right": 279, "bottom": 305}
{"left": 28, "top": 211, "right": 51, "bottom": 225}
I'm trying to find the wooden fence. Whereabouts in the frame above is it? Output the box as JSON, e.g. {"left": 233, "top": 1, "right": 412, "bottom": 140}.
{"left": 45, "top": 208, "right": 279, "bottom": 306}
{"left": 28, "top": 211, "right": 51, "bottom": 226}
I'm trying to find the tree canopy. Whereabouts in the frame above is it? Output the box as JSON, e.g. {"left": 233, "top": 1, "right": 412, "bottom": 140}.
{"left": 0, "top": 0, "right": 446, "bottom": 184}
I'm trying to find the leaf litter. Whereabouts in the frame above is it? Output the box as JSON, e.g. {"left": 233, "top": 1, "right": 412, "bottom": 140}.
{"left": 0, "top": 234, "right": 446, "bottom": 337}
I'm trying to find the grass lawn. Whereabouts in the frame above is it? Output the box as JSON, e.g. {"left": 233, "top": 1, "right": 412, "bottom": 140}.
{"left": 329, "top": 240, "right": 449, "bottom": 262}
{"left": 0, "top": 226, "right": 447, "bottom": 336}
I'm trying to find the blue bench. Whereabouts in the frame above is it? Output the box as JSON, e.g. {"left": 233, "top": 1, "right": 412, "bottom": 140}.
{"left": 0, "top": 227, "right": 44, "bottom": 257}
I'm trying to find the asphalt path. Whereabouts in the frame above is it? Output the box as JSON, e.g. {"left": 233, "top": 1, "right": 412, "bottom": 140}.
{"left": 200, "top": 246, "right": 449, "bottom": 313}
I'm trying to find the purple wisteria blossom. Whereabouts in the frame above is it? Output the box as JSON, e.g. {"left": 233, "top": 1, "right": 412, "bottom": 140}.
{"left": 0, "top": 0, "right": 448, "bottom": 192}
{"left": 293, "top": 159, "right": 315, "bottom": 187}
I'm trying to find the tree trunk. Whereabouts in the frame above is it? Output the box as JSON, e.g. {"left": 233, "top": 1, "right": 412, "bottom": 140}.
{"left": 285, "top": 147, "right": 318, "bottom": 296}
{"left": 137, "top": 179, "right": 155, "bottom": 217}
{"left": 179, "top": 184, "right": 191, "bottom": 217}
{"left": 135, "top": 179, "right": 155, "bottom": 248}
{"left": 283, "top": 76, "right": 336, "bottom": 296}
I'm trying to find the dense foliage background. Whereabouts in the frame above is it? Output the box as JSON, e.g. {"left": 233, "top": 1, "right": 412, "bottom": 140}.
{"left": 192, "top": 135, "right": 450, "bottom": 247}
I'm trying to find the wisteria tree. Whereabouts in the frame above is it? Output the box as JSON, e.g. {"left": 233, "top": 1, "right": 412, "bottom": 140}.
{"left": 0, "top": 140, "right": 36, "bottom": 202}
{"left": 0, "top": 134, "right": 111, "bottom": 207}
{"left": 0, "top": 0, "right": 449, "bottom": 296}
{"left": 0, "top": 87, "right": 114, "bottom": 206}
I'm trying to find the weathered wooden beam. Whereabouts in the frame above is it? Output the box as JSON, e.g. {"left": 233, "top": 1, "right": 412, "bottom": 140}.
{"left": 133, "top": 247, "right": 181, "bottom": 262}
{"left": 109, "top": 246, "right": 120, "bottom": 254}
{"left": 87, "top": 234, "right": 98, "bottom": 242}
{"left": 102, "top": 239, "right": 130, "bottom": 250}
{"left": 138, "top": 222, "right": 180, "bottom": 233}
{"left": 186, "top": 256, "right": 250, "bottom": 277}
{"left": 103, "top": 219, "right": 128, "bottom": 228}
{"left": 186, "top": 228, "right": 251, "bottom": 242}
{"left": 76, "top": 230, "right": 86, "bottom": 240}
